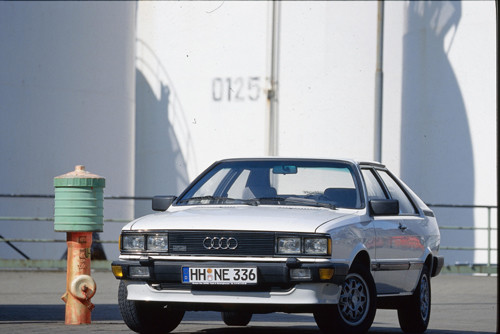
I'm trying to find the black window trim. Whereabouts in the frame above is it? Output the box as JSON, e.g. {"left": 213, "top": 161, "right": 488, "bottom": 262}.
{"left": 361, "top": 166, "right": 421, "bottom": 217}
{"left": 373, "top": 167, "right": 420, "bottom": 217}
{"left": 360, "top": 167, "right": 390, "bottom": 200}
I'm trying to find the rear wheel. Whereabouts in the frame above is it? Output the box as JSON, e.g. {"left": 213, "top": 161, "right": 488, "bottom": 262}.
{"left": 314, "top": 263, "right": 376, "bottom": 334}
{"left": 221, "top": 311, "right": 252, "bottom": 326}
{"left": 118, "top": 281, "right": 184, "bottom": 334}
{"left": 397, "top": 265, "right": 431, "bottom": 333}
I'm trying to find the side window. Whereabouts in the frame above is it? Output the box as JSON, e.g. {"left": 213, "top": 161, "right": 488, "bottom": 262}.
{"left": 361, "top": 169, "right": 387, "bottom": 200}
{"left": 377, "top": 170, "right": 417, "bottom": 214}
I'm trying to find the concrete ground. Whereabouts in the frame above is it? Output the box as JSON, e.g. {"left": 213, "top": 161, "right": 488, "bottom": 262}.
{"left": 0, "top": 270, "right": 497, "bottom": 333}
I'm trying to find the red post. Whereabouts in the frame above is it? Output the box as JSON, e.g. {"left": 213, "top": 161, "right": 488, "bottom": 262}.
{"left": 61, "top": 232, "right": 96, "bottom": 325}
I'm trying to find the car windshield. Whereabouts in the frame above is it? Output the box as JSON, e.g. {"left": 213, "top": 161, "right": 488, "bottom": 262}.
{"left": 176, "top": 160, "right": 363, "bottom": 209}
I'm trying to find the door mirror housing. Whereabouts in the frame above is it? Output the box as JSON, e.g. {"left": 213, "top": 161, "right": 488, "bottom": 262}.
{"left": 370, "top": 199, "right": 399, "bottom": 216}
{"left": 152, "top": 196, "right": 177, "bottom": 212}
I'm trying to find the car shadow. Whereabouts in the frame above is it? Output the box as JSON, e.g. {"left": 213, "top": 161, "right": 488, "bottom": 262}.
{"left": 0, "top": 305, "right": 494, "bottom": 334}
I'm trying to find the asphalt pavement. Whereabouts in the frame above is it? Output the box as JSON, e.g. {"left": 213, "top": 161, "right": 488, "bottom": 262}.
{"left": 0, "top": 270, "right": 497, "bottom": 334}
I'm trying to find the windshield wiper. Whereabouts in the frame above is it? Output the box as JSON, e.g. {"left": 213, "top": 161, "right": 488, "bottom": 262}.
{"left": 283, "top": 197, "right": 336, "bottom": 210}
{"left": 178, "top": 196, "right": 259, "bottom": 206}
{"left": 255, "top": 197, "right": 286, "bottom": 204}
{"left": 179, "top": 196, "right": 335, "bottom": 209}
{"left": 178, "top": 195, "right": 217, "bottom": 204}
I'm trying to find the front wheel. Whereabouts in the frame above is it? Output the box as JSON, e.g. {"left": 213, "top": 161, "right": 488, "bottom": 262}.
{"left": 397, "top": 265, "right": 431, "bottom": 333}
{"left": 314, "top": 263, "right": 376, "bottom": 334}
{"left": 118, "top": 281, "right": 185, "bottom": 334}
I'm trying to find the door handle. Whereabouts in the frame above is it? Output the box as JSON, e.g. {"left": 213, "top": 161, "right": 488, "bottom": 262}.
{"left": 398, "top": 222, "right": 408, "bottom": 231}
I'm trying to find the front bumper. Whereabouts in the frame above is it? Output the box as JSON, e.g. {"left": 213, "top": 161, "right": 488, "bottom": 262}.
{"left": 112, "top": 259, "right": 348, "bottom": 308}
{"left": 125, "top": 281, "right": 342, "bottom": 311}
{"left": 112, "top": 259, "right": 348, "bottom": 286}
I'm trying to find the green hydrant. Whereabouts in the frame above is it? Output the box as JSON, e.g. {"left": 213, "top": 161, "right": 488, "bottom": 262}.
{"left": 54, "top": 165, "right": 105, "bottom": 325}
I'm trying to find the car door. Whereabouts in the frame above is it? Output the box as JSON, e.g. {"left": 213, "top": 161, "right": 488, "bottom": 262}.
{"left": 375, "top": 169, "right": 426, "bottom": 292}
{"left": 361, "top": 168, "right": 410, "bottom": 294}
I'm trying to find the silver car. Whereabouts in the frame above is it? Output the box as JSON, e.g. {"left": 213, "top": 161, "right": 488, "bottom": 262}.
{"left": 112, "top": 158, "right": 444, "bottom": 334}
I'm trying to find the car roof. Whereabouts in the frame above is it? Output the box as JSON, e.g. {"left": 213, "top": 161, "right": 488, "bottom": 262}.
{"left": 214, "top": 157, "right": 385, "bottom": 168}
{"left": 358, "top": 161, "right": 386, "bottom": 168}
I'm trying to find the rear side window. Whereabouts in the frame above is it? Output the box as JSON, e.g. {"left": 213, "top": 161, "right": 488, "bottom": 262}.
{"left": 377, "top": 170, "right": 417, "bottom": 214}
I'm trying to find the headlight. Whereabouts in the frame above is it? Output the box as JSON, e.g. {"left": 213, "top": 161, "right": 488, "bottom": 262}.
{"left": 122, "top": 235, "right": 145, "bottom": 251}
{"left": 277, "top": 237, "right": 301, "bottom": 254}
{"left": 304, "top": 238, "right": 329, "bottom": 255}
{"left": 147, "top": 234, "right": 169, "bottom": 252}
{"left": 277, "top": 235, "right": 331, "bottom": 255}
{"left": 129, "top": 266, "right": 150, "bottom": 278}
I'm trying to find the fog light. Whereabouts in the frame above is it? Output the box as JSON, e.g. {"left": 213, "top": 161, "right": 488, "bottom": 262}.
{"left": 112, "top": 265, "right": 123, "bottom": 278}
{"left": 319, "top": 268, "right": 334, "bottom": 280}
{"left": 129, "top": 266, "right": 150, "bottom": 278}
{"left": 290, "top": 268, "right": 312, "bottom": 280}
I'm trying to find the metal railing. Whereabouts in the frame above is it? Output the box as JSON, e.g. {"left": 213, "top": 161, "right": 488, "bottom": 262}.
{"left": 0, "top": 194, "right": 144, "bottom": 250}
{"left": 0, "top": 194, "right": 497, "bottom": 274}
{"left": 427, "top": 203, "right": 497, "bottom": 275}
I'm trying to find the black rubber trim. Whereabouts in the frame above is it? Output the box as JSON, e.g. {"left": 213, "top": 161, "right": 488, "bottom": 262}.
{"left": 423, "top": 210, "right": 435, "bottom": 217}
{"left": 432, "top": 256, "right": 445, "bottom": 277}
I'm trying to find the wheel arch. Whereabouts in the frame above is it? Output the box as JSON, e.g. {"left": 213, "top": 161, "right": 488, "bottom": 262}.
{"left": 424, "top": 254, "right": 433, "bottom": 270}
{"left": 350, "top": 249, "right": 371, "bottom": 271}
{"left": 422, "top": 247, "right": 443, "bottom": 278}
{"left": 430, "top": 254, "right": 444, "bottom": 277}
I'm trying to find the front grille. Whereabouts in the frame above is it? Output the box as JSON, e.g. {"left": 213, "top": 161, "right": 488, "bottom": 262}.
{"left": 168, "top": 231, "right": 275, "bottom": 256}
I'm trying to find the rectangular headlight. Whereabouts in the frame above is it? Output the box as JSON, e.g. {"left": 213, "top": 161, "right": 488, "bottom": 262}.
{"left": 277, "top": 237, "right": 301, "bottom": 254}
{"left": 147, "top": 234, "right": 169, "bottom": 252}
{"left": 304, "top": 238, "right": 329, "bottom": 255}
{"left": 122, "top": 235, "right": 145, "bottom": 251}
{"left": 290, "top": 268, "right": 312, "bottom": 280}
{"left": 129, "top": 266, "right": 150, "bottom": 278}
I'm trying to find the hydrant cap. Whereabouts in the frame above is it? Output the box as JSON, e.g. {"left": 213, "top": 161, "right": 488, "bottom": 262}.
{"left": 70, "top": 274, "right": 97, "bottom": 300}
{"left": 54, "top": 165, "right": 105, "bottom": 187}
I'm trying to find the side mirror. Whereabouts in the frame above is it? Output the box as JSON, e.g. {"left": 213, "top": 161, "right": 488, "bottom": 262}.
{"left": 370, "top": 199, "right": 399, "bottom": 216}
{"left": 152, "top": 196, "right": 177, "bottom": 212}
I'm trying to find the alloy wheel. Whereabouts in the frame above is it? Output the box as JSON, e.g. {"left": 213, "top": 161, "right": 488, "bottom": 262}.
{"left": 338, "top": 273, "right": 370, "bottom": 326}
{"left": 419, "top": 274, "right": 430, "bottom": 321}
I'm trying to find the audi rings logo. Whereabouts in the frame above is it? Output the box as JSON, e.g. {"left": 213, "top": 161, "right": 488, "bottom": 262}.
{"left": 203, "top": 237, "right": 238, "bottom": 250}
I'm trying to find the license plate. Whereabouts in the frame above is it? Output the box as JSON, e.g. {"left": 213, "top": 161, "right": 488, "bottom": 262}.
{"left": 182, "top": 267, "right": 257, "bottom": 285}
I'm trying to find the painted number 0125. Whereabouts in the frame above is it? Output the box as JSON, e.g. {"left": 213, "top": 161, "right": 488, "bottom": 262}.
{"left": 212, "top": 77, "right": 261, "bottom": 102}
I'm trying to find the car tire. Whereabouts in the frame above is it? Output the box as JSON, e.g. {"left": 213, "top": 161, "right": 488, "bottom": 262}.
{"left": 397, "top": 264, "right": 431, "bottom": 334}
{"left": 314, "top": 262, "right": 376, "bottom": 334}
{"left": 118, "top": 281, "right": 184, "bottom": 334}
{"left": 221, "top": 311, "right": 252, "bottom": 326}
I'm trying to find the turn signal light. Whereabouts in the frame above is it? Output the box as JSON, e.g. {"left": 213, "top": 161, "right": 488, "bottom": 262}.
{"left": 319, "top": 268, "right": 334, "bottom": 280}
{"left": 112, "top": 265, "right": 124, "bottom": 278}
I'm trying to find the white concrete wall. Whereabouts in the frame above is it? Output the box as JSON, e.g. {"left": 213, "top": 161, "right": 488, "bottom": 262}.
{"left": 384, "top": 1, "right": 497, "bottom": 264}
{"left": 0, "top": 1, "right": 136, "bottom": 260}
{"left": 136, "top": 1, "right": 270, "bottom": 176}
{"left": 279, "top": 1, "right": 377, "bottom": 160}
{"left": 279, "top": 1, "right": 378, "bottom": 160}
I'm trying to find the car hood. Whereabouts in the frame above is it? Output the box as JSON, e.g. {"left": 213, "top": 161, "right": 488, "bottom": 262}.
{"left": 125, "top": 205, "right": 354, "bottom": 233}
